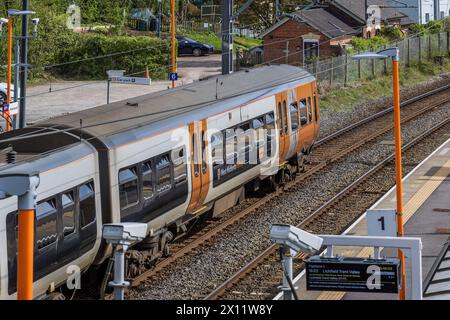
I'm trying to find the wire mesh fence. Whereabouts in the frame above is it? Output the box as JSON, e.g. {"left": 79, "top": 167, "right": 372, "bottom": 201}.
{"left": 239, "top": 31, "right": 449, "bottom": 91}
{"left": 304, "top": 31, "right": 450, "bottom": 91}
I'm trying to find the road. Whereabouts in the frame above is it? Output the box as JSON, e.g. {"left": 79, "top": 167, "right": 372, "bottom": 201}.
{"left": 13, "top": 54, "right": 221, "bottom": 125}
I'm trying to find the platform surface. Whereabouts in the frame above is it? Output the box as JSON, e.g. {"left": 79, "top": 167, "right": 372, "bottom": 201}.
{"left": 282, "top": 136, "right": 450, "bottom": 300}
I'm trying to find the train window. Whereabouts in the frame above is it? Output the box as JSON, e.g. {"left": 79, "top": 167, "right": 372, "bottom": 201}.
{"left": 211, "top": 132, "right": 224, "bottom": 167}
{"left": 265, "top": 113, "right": 275, "bottom": 129}
{"left": 62, "top": 192, "right": 76, "bottom": 237}
{"left": 266, "top": 113, "right": 275, "bottom": 158}
{"left": 119, "top": 168, "right": 139, "bottom": 211}
{"left": 307, "top": 97, "right": 313, "bottom": 123}
{"left": 225, "top": 128, "right": 238, "bottom": 172}
{"left": 290, "top": 102, "right": 299, "bottom": 131}
{"left": 192, "top": 133, "right": 199, "bottom": 177}
{"left": 278, "top": 102, "right": 283, "bottom": 135}
{"left": 80, "top": 182, "right": 96, "bottom": 227}
{"left": 314, "top": 94, "right": 319, "bottom": 122}
{"left": 156, "top": 154, "right": 172, "bottom": 194}
{"left": 201, "top": 131, "right": 207, "bottom": 174}
{"left": 173, "top": 147, "right": 187, "bottom": 185}
{"left": 252, "top": 117, "right": 264, "bottom": 129}
{"left": 142, "top": 161, "right": 154, "bottom": 200}
{"left": 299, "top": 99, "right": 307, "bottom": 126}
{"left": 283, "top": 100, "right": 288, "bottom": 134}
{"left": 36, "top": 199, "right": 58, "bottom": 250}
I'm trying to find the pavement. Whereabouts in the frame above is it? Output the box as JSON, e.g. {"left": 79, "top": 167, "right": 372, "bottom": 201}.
{"left": 3, "top": 54, "right": 222, "bottom": 125}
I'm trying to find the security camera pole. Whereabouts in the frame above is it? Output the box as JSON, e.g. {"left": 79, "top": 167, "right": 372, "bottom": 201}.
{"left": 0, "top": 173, "right": 40, "bottom": 300}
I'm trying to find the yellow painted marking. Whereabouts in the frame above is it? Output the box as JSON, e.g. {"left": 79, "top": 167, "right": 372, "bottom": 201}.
{"left": 316, "top": 160, "right": 450, "bottom": 300}
{"left": 191, "top": 206, "right": 207, "bottom": 215}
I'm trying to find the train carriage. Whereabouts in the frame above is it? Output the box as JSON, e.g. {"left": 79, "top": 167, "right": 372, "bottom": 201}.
{"left": 0, "top": 64, "right": 320, "bottom": 299}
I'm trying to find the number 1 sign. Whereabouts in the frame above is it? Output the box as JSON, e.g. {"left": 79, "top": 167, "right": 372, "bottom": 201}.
{"left": 367, "top": 209, "right": 398, "bottom": 237}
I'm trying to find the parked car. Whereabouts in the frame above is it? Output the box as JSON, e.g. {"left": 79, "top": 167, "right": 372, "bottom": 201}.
{"left": 176, "top": 36, "right": 214, "bottom": 57}
{"left": 0, "top": 83, "right": 18, "bottom": 105}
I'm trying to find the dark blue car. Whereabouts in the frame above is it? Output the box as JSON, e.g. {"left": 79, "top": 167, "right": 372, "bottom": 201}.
{"left": 176, "top": 36, "right": 214, "bottom": 57}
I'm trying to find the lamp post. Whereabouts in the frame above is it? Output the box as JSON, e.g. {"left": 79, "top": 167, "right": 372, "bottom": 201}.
{"left": 352, "top": 47, "right": 406, "bottom": 300}
{"left": 171, "top": 0, "right": 176, "bottom": 88}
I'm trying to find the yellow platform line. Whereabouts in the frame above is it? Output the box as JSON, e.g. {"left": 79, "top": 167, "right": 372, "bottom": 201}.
{"left": 317, "top": 160, "right": 450, "bottom": 300}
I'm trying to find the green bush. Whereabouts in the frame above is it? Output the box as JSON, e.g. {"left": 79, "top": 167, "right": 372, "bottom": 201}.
{"left": 349, "top": 36, "right": 388, "bottom": 52}
{"left": 381, "top": 26, "right": 405, "bottom": 41}
{"left": 55, "top": 34, "right": 171, "bottom": 80}
{"left": 410, "top": 20, "right": 445, "bottom": 35}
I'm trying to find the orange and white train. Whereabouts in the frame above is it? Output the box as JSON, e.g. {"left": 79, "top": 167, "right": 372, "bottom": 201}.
{"left": 0, "top": 64, "right": 320, "bottom": 299}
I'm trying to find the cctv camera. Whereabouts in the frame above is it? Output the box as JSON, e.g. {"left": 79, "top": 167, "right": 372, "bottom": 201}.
{"left": 32, "top": 18, "right": 39, "bottom": 34}
{"left": 270, "top": 224, "right": 323, "bottom": 255}
{"left": 103, "top": 222, "right": 148, "bottom": 245}
{"left": 0, "top": 18, "right": 8, "bottom": 33}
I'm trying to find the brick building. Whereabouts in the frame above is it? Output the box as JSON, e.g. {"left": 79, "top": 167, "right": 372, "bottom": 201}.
{"left": 261, "top": 8, "right": 359, "bottom": 66}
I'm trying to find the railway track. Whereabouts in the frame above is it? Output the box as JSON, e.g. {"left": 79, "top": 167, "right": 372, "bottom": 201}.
{"left": 204, "top": 117, "right": 450, "bottom": 300}
{"left": 119, "top": 84, "right": 450, "bottom": 299}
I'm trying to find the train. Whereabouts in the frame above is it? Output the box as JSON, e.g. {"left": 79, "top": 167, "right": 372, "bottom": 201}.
{"left": 0, "top": 64, "right": 320, "bottom": 299}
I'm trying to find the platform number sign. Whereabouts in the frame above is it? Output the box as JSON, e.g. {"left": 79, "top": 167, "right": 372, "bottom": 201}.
{"left": 367, "top": 209, "right": 397, "bottom": 237}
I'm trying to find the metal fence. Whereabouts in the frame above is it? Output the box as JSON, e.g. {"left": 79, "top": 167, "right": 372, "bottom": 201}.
{"left": 161, "top": 20, "right": 263, "bottom": 37}
{"left": 303, "top": 31, "right": 449, "bottom": 91}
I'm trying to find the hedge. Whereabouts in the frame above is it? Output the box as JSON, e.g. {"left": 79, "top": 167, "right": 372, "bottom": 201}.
{"left": 0, "top": 12, "right": 172, "bottom": 81}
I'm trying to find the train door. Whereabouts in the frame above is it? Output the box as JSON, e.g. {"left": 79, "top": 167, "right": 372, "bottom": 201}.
{"left": 276, "top": 92, "right": 289, "bottom": 163}
{"left": 187, "top": 120, "right": 210, "bottom": 214}
{"left": 312, "top": 83, "right": 320, "bottom": 137}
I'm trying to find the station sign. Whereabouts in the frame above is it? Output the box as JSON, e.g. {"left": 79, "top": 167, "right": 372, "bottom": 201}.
{"left": 107, "top": 70, "right": 151, "bottom": 86}
{"left": 169, "top": 72, "right": 178, "bottom": 81}
{"left": 367, "top": 209, "right": 397, "bottom": 237}
{"left": 306, "top": 256, "right": 401, "bottom": 293}
{"left": 110, "top": 76, "right": 151, "bottom": 86}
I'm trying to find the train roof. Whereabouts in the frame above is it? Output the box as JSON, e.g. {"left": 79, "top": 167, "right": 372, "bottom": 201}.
{"left": 38, "top": 65, "right": 314, "bottom": 146}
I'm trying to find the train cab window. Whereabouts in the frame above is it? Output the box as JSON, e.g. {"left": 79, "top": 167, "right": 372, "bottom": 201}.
{"left": 313, "top": 94, "right": 319, "bottom": 122}
{"left": 119, "top": 168, "right": 139, "bottom": 211}
{"left": 62, "top": 192, "right": 76, "bottom": 236}
{"left": 80, "top": 182, "right": 96, "bottom": 227}
{"left": 299, "top": 99, "right": 307, "bottom": 126}
{"left": 277, "top": 102, "right": 283, "bottom": 135}
{"left": 307, "top": 97, "right": 313, "bottom": 123}
{"left": 156, "top": 154, "right": 172, "bottom": 194}
{"left": 142, "top": 161, "right": 154, "bottom": 200}
{"left": 36, "top": 199, "right": 58, "bottom": 250}
{"left": 283, "top": 100, "right": 288, "bottom": 134}
{"left": 173, "top": 147, "right": 187, "bottom": 186}
{"left": 290, "top": 102, "right": 299, "bottom": 131}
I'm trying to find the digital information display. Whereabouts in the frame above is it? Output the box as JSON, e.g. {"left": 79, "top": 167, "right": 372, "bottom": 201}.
{"left": 306, "top": 256, "right": 401, "bottom": 293}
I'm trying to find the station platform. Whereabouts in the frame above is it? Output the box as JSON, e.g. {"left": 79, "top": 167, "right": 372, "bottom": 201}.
{"left": 277, "top": 136, "right": 450, "bottom": 300}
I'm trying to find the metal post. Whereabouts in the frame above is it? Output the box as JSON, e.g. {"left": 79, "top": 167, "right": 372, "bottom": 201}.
{"left": 221, "top": 0, "right": 233, "bottom": 75}
{"left": 112, "top": 245, "right": 129, "bottom": 300}
{"left": 171, "top": 0, "right": 176, "bottom": 87}
{"left": 5, "top": 17, "right": 13, "bottom": 132}
{"left": 418, "top": 35, "right": 422, "bottom": 63}
{"left": 17, "top": 179, "right": 39, "bottom": 300}
{"left": 107, "top": 79, "right": 111, "bottom": 104}
{"left": 281, "top": 249, "right": 294, "bottom": 300}
{"left": 0, "top": 174, "right": 40, "bottom": 300}
{"left": 392, "top": 52, "right": 406, "bottom": 301}
{"left": 407, "top": 38, "right": 410, "bottom": 67}
{"left": 19, "top": 0, "right": 29, "bottom": 129}
{"left": 330, "top": 56, "right": 334, "bottom": 87}
{"left": 358, "top": 52, "right": 361, "bottom": 79}
{"left": 344, "top": 53, "right": 348, "bottom": 86}
{"left": 13, "top": 39, "right": 20, "bottom": 129}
